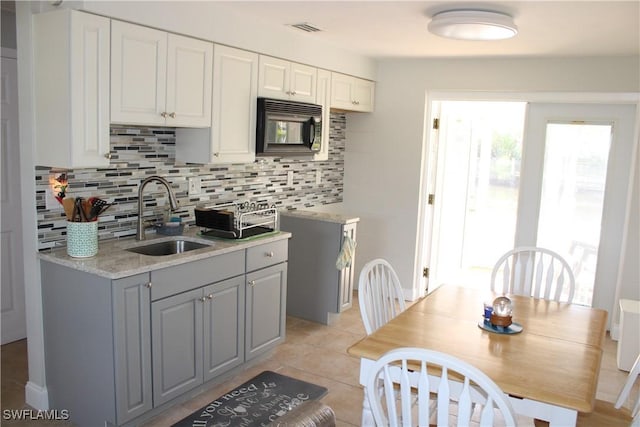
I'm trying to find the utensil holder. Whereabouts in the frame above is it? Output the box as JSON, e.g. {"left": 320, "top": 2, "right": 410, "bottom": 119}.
{"left": 66, "top": 220, "right": 98, "bottom": 258}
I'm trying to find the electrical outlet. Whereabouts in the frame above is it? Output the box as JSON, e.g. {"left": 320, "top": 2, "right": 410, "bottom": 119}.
{"left": 315, "top": 170, "right": 322, "bottom": 185}
{"left": 45, "top": 187, "right": 59, "bottom": 210}
{"left": 188, "top": 177, "right": 201, "bottom": 196}
{"left": 46, "top": 173, "right": 62, "bottom": 210}
{"left": 287, "top": 171, "right": 294, "bottom": 186}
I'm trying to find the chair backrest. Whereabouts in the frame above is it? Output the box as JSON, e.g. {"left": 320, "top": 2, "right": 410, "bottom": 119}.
{"left": 615, "top": 352, "right": 640, "bottom": 420}
{"left": 491, "top": 246, "right": 576, "bottom": 303}
{"left": 358, "top": 259, "right": 406, "bottom": 335}
{"left": 364, "top": 347, "right": 517, "bottom": 427}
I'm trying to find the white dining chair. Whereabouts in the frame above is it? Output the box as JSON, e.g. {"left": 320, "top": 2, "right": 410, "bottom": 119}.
{"left": 615, "top": 352, "right": 640, "bottom": 421}
{"left": 358, "top": 259, "right": 406, "bottom": 335}
{"left": 491, "top": 246, "right": 576, "bottom": 303}
{"left": 577, "top": 353, "right": 639, "bottom": 426}
{"left": 364, "top": 347, "right": 517, "bottom": 427}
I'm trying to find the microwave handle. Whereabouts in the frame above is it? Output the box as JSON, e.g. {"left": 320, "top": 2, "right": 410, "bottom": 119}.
{"left": 303, "top": 118, "right": 316, "bottom": 147}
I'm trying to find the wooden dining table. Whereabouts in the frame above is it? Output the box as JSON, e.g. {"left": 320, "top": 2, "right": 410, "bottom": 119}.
{"left": 347, "top": 284, "right": 608, "bottom": 426}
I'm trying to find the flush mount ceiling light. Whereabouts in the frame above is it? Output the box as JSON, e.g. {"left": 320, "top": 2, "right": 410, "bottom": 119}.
{"left": 428, "top": 10, "right": 518, "bottom": 41}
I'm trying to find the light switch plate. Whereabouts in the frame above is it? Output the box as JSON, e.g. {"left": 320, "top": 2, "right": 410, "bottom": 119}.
{"left": 188, "top": 177, "right": 201, "bottom": 196}
{"left": 45, "top": 187, "right": 59, "bottom": 210}
{"left": 45, "top": 174, "right": 61, "bottom": 210}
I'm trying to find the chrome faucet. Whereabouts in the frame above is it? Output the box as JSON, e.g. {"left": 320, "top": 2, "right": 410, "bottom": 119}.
{"left": 136, "top": 175, "right": 179, "bottom": 240}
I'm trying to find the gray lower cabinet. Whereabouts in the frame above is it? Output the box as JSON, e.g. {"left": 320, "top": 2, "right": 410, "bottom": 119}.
{"left": 41, "top": 236, "right": 288, "bottom": 426}
{"left": 280, "top": 213, "right": 358, "bottom": 324}
{"left": 113, "top": 274, "right": 153, "bottom": 424}
{"left": 41, "top": 262, "right": 152, "bottom": 427}
{"left": 204, "top": 277, "right": 245, "bottom": 380}
{"left": 246, "top": 262, "right": 287, "bottom": 360}
{"left": 151, "top": 276, "right": 245, "bottom": 406}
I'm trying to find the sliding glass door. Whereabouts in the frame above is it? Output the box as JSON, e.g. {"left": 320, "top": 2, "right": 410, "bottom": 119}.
{"left": 427, "top": 101, "right": 636, "bottom": 311}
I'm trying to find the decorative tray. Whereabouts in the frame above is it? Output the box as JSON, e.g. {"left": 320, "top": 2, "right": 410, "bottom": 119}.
{"left": 477, "top": 320, "right": 523, "bottom": 335}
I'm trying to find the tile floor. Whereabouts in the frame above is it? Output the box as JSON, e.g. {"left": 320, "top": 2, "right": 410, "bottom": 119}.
{"left": 1, "top": 292, "right": 637, "bottom": 426}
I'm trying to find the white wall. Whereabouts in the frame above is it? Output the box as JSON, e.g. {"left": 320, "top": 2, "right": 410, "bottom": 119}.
{"left": 343, "top": 56, "right": 640, "bottom": 305}
{"left": 81, "top": 1, "right": 376, "bottom": 80}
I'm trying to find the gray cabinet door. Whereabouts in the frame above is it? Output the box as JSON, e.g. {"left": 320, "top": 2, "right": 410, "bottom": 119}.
{"left": 113, "top": 273, "right": 152, "bottom": 424}
{"left": 203, "top": 276, "right": 245, "bottom": 381}
{"left": 152, "top": 288, "right": 203, "bottom": 406}
{"left": 245, "top": 262, "right": 287, "bottom": 360}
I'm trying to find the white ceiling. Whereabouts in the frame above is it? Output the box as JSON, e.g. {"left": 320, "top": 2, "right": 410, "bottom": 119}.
{"left": 217, "top": 1, "right": 640, "bottom": 59}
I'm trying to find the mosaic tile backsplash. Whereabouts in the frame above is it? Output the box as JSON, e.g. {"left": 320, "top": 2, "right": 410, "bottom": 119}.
{"left": 36, "top": 113, "right": 346, "bottom": 250}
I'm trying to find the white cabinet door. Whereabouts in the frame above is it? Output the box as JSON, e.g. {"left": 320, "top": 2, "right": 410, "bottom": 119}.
{"left": 290, "top": 62, "right": 317, "bottom": 103}
{"left": 211, "top": 45, "right": 258, "bottom": 163}
{"left": 258, "top": 55, "right": 317, "bottom": 103}
{"left": 330, "top": 72, "right": 375, "bottom": 112}
{"left": 165, "top": 34, "right": 213, "bottom": 127}
{"left": 352, "top": 78, "right": 375, "bottom": 112}
{"left": 111, "top": 21, "right": 167, "bottom": 126}
{"left": 34, "top": 9, "right": 111, "bottom": 168}
{"left": 313, "top": 69, "right": 331, "bottom": 161}
{"left": 258, "top": 55, "right": 289, "bottom": 100}
{"left": 330, "top": 72, "right": 354, "bottom": 110}
{"left": 176, "top": 45, "right": 258, "bottom": 164}
{"left": 111, "top": 21, "right": 213, "bottom": 127}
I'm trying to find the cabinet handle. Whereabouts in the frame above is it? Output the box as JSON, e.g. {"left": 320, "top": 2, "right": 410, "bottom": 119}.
{"left": 291, "top": 91, "right": 296, "bottom": 96}
{"left": 169, "top": 112, "right": 176, "bottom": 118}
{"left": 207, "top": 294, "right": 214, "bottom": 300}
{"left": 199, "top": 296, "right": 207, "bottom": 302}
{"left": 285, "top": 91, "right": 291, "bottom": 95}
{"left": 214, "top": 153, "right": 219, "bottom": 157}
{"left": 265, "top": 251, "right": 274, "bottom": 258}
{"left": 249, "top": 280, "right": 256, "bottom": 287}
{"left": 161, "top": 112, "right": 168, "bottom": 118}
{"left": 145, "top": 282, "right": 152, "bottom": 288}
{"left": 104, "top": 153, "right": 112, "bottom": 160}
{"left": 355, "top": 101, "right": 360, "bottom": 105}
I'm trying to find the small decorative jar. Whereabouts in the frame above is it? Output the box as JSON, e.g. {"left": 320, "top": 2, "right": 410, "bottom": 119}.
{"left": 490, "top": 296, "right": 513, "bottom": 327}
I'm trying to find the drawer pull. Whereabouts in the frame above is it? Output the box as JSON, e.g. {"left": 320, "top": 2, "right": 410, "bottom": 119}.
{"left": 199, "top": 296, "right": 207, "bottom": 302}
{"left": 207, "top": 294, "right": 214, "bottom": 300}
{"left": 265, "top": 251, "right": 274, "bottom": 258}
{"left": 145, "top": 282, "right": 152, "bottom": 288}
{"left": 249, "top": 280, "right": 256, "bottom": 287}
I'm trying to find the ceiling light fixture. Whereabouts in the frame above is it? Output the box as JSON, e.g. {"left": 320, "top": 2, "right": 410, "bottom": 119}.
{"left": 428, "top": 10, "right": 518, "bottom": 41}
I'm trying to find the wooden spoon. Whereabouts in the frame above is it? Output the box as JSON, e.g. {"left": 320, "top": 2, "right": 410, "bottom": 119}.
{"left": 62, "top": 197, "right": 75, "bottom": 221}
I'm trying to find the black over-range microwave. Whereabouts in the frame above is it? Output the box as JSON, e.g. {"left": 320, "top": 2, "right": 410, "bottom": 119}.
{"left": 256, "top": 97, "right": 322, "bottom": 157}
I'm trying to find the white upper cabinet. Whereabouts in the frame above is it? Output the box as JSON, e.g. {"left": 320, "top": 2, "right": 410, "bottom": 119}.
{"left": 111, "top": 21, "right": 213, "bottom": 127}
{"left": 330, "top": 72, "right": 375, "bottom": 112}
{"left": 176, "top": 45, "right": 258, "bottom": 164}
{"left": 34, "top": 10, "right": 111, "bottom": 168}
{"left": 258, "top": 55, "right": 317, "bottom": 103}
{"left": 313, "top": 69, "right": 331, "bottom": 162}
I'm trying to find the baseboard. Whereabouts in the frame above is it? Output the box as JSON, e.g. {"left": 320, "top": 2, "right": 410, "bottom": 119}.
{"left": 25, "top": 381, "right": 48, "bottom": 410}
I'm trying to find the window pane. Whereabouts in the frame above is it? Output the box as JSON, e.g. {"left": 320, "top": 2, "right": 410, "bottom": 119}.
{"left": 537, "top": 123, "right": 612, "bottom": 306}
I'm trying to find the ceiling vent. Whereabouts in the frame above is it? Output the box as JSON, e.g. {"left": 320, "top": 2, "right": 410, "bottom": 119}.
{"left": 289, "top": 22, "right": 322, "bottom": 33}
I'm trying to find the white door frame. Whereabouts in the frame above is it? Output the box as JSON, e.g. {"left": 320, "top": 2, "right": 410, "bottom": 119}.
{"left": 417, "top": 91, "right": 639, "bottom": 324}
{"left": 1, "top": 47, "right": 26, "bottom": 344}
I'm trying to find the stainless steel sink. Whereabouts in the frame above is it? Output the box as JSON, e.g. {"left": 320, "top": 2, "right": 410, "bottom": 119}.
{"left": 126, "top": 240, "right": 210, "bottom": 256}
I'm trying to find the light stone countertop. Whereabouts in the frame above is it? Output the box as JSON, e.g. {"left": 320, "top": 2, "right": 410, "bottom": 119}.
{"left": 280, "top": 207, "right": 360, "bottom": 225}
{"left": 38, "top": 226, "right": 291, "bottom": 280}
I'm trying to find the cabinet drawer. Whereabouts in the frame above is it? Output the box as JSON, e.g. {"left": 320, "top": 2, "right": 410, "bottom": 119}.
{"left": 246, "top": 240, "right": 288, "bottom": 272}
{"left": 151, "top": 251, "right": 245, "bottom": 301}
